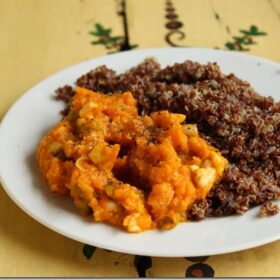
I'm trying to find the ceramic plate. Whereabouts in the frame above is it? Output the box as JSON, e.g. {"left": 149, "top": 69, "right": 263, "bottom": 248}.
{"left": 0, "top": 48, "right": 279, "bottom": 257}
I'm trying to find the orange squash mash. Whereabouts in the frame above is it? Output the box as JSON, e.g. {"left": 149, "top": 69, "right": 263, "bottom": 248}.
{"left": 37, "top": 87, "right": 228, "bottom": 232}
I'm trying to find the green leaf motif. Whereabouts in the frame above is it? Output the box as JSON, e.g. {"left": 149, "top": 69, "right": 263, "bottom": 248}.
{"left": 89, "top": 31, "right": 101, "bottom": 36}
{"left": 90, "top": 40, "right": 105, "bottom": 45}
{"left": 82, "top": 244, "right": 96, "bottom": 260}
{"left": 225, "top": 42, "right": 235, "bottom": 50}
{"left": 233, "top": 36, "right": 255, "bottom": 45}
{"left": 89, "top": 23, "right": 123, "bottom": 47}
{"left": 110, "top": 36, "right": 124, "bottom": 42}
{"left": 225, "top": 25, "right": 266, "bottom": 52}
{"left": 89, "top": 22, "right": 138, "bottom": 53}
{"left": 240, "top": 25, "right": 267, "bottom": 36}
{"left": 95, "top": 23, "right": 111, "bottom": 36}
{"left": 240, "top": 30, "right": 252, "bottom": 35}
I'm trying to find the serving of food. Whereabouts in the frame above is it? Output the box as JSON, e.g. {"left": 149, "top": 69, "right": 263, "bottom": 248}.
{"left": 37, "top": 56, "right": 279, "bottom": 233}
{"left": 1, "top": 48, "right": 279, "bottom": 255}
{"left": 37, "top": 87, "right": 227, "bottom": 232}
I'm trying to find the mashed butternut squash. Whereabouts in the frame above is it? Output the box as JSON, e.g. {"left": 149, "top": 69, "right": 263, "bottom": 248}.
{"left": 37, "top": 87, "right": 227, "bottom": 232}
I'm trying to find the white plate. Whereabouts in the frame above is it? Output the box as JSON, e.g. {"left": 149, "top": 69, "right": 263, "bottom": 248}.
{"left": 0, "top": 48, "right": 279, "bottom": 257}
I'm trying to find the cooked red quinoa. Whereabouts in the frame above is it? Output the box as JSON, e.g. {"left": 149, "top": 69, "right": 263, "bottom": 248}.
{"left": 55, "top": 58, "right": 280, "bottom": 219}
{"left": 259, "top": 201, "right": 279, "bottom": 217}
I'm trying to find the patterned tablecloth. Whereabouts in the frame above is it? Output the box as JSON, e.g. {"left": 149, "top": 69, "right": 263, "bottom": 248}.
{"left": 1, "top": 0, "right": 280, "bottom": 277}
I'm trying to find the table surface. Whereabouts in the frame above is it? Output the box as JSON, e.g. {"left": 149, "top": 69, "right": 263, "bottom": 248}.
{"left": 1, "top": 0, "right": 280, "bottom": 277}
